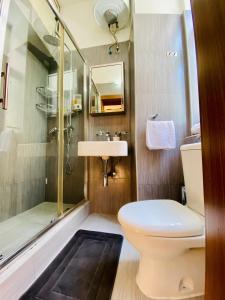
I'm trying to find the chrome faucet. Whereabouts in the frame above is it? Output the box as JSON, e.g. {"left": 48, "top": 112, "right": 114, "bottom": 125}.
{"left": 105, "top": 131, "right": 111, "bottom": 141}
{"left": 96, "top": 130, "right": 111, "bottom": 141}
{"left": 96, "top": 130, "right": 105, "bottom": 137}
{"left": 113, "top": 131, "right": 128, "bottom": 139}
{"left": 96, "top": 130, "right": 128, "bottom": 141}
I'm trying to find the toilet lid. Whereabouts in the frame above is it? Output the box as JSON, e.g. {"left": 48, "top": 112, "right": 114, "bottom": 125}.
{"left": 118, "top": 200, "right": 205, "bottom": 238}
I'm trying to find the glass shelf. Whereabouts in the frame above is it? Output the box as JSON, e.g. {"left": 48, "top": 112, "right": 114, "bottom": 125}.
{"left": 36, "top": 103, "right": 57, "bottom": 117}
{"left": 36, "top": 87, "right": 57, "bottom": 99}
{"left": 36, "top": 103, "right": 80, "bottom": 118}
{"left": 36, "top": 87, "right": 82, "bottom": 117}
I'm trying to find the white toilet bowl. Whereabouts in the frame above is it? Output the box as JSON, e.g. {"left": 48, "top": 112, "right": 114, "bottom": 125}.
{"left": 118, "top": 143, "right": 205, "bottom": 299}
{"left": 118, "top": 199, "right": 205, "bottom": 300}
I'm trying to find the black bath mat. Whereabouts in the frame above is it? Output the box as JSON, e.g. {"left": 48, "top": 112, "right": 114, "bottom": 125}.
{"left": 20, "top": 230, "right": 123, "bottom": 300}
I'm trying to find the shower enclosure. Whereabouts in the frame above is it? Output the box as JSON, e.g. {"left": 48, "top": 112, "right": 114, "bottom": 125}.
{"left": 0, "top": 0, "right": 87, "bottom": 266}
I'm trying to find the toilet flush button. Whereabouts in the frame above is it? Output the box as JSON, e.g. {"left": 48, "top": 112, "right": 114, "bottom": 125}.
{"left": 167, "top": 51, "right": 178, "bottom": 57}
{"left": 179, "top": 277, "right": 194, "bottom": 293}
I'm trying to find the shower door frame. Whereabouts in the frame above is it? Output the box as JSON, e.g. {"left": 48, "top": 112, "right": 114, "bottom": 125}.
{"left": 57, "top": 22, "right": 64, "bottom": 216}
{"left": 0, "top": 0, "right": 10, "bottom": 110}
{"left": 49, "top": 0, "right": 90, "bottom": 217}
{"left": 46, "top": 0, "right": 88, "bottom": 216}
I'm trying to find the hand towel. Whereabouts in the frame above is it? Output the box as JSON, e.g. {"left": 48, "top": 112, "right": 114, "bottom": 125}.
{"left": 146, "top": 120, "right": 176, "bottom": 150}
{"left": 191, "top": 122, "right": 200, "bottom": 135}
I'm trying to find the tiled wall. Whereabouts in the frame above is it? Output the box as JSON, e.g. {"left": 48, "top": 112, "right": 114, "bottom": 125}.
{"left": 134, "top": 14, "right": 189, "bottom": 201}
{"left": 0, "top": 49, "right": 48, "bottom": 222}
{"left": 45, "top": 50, "right": 86, "bottom": 205}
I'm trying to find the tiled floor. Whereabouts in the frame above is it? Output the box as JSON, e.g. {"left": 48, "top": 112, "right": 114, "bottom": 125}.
{"left": 79, "top": 213, "right": 204, "bottom": 300}
{"left": 0, "top": 202, "right": 73, "bottom": 260}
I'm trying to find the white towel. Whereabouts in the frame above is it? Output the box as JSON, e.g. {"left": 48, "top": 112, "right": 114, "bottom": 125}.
{"left": 146, "top": 120, "right": 176, "bottom": 150}
{"left": 191, "top": 122, "right": 200, "bottom": 135}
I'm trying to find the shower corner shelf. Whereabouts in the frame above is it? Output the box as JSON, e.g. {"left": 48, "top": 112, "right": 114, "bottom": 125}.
{"left": 36, "top": 103, "right": 57, "bottom": 117}
{"left": 36, "top": 86, "right": 57, "bottom": 99}
{"left": 36, "top": 87, "right": 82, "bottom": 117}
{"left": 36, "top": 103, "right": 76, "bottom": 118}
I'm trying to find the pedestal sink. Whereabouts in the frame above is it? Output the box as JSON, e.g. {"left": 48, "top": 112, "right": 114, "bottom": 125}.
{"left": 78, "top": 141, "right": 128, "bottom": 186}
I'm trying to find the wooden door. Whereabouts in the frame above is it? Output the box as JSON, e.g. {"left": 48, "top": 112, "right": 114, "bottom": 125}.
{"left": 191, "top": 0, "right": 225, "bottom": 299}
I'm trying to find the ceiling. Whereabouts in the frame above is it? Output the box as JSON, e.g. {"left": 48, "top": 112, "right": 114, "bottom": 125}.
{"left": 60, "top": 0, "right": 131, "bottom": 49}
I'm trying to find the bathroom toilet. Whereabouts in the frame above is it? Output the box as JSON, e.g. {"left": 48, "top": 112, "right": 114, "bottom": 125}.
{"left": 118, "top": 143, "right": 205, "bottom": 299}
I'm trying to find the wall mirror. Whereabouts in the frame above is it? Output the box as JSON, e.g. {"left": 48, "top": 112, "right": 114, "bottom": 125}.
{"left": 89, "top": 62, "right": 125, "bottom": 115}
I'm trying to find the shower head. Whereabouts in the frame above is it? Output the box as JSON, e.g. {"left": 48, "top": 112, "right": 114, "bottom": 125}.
{"left": 43, "top": 35, "right": 59, "bottom": 47}
{"left": 104, "top": 9, "right": 118, "bottom": 25}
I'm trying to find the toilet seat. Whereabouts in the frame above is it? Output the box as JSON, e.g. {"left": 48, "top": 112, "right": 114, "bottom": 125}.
{"left": 118, "top": 199, "right": 204, "bottom": 238}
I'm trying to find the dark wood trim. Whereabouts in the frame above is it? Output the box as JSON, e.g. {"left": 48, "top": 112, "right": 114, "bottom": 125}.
{"left": 90, "top": 111, "right": 126, "bottom": 117}
{"left": 191, "top": 0, "right": 225, "bottom": 299}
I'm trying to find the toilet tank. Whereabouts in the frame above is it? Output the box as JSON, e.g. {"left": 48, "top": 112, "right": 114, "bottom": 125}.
{"left": 180, "top": 143, "right": 205, "bottom": 216}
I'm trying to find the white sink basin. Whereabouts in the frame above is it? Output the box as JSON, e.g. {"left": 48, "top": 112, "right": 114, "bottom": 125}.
{"left": 78, "top": 141, "right": 128, "bottom": 158}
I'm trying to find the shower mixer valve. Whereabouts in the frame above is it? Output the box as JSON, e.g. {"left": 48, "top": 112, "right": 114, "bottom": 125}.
{"left": 48, "top": 126, "right": 74, "bottom": 137}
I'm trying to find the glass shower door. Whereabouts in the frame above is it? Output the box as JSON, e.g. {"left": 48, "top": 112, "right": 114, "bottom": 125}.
{"left": 62, "top": 32, "right": 85, "bottom": 211}
{"left": 0, "top": 0, "right": 60, "bottom": 262}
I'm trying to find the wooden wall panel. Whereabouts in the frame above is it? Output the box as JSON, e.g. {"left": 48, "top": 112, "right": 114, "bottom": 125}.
{"left": 134, "top": 14, "right": 189, "bottom": 201}
{"left": 82, "top": 42, "right": 132, "bottom": 214}
{"left": 191, "top": 0, "right": 225, "bottom": 299}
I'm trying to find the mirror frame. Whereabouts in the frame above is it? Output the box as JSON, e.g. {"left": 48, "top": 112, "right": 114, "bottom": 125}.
{"left": 89, "top": 61, "right": 125, "bottom": 116}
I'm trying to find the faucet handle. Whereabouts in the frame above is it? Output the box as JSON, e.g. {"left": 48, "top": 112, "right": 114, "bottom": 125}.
{"left": 96, "top": 130, "right": 105, "bottom": 136}
{"left": 120, "top": 131, "right": 128, "bottom": 136}
{"left": 114, "top": 131, "right": 128, "bottom": 136}
{"left": 105, "top": 131, "right": 111, "bottom": 141}
{"left": 96, "top": 130, "right": 111, "bottom": 141}
{"left": 113, "top": 131, "right": 128, "bottom": 141}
